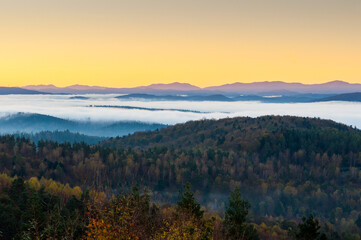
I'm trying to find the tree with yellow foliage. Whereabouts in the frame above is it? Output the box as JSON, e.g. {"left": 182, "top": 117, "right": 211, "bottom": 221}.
{"left": 83, "top": 196, "right": 139, "bottom": 240}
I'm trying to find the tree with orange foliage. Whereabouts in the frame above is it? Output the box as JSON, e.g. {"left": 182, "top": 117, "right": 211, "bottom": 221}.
{"left": 83, "top": 196, "right": 139, "bottom": 240}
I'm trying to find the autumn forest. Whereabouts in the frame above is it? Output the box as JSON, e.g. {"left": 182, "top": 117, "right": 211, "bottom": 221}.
{"left": 1, "top": 116, "right": 361, "bottom": 239}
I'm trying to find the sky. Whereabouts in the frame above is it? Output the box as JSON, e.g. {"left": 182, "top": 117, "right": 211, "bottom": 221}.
{"left": 0, "top": 0, "right": 360, "bottom": 88}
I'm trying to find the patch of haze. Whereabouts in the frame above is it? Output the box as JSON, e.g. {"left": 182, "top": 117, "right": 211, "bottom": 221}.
{"left": 263, "top": 95, "right": 282, "bottom": 98}
{"left": 0, "top": 95, "right": 360, "bottom": 128}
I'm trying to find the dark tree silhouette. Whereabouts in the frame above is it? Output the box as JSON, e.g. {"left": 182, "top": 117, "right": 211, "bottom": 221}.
{"left": 224, "top": 188, "right": 259, "bottom": 240}
{"left": 177, "top": 183, "right": 204, "bottom": 219}
{"left": 295, "top": 214, "right": 327, "bottom": 240}
{"left": 356, "top": 214, "right": 361, "bottom": 229}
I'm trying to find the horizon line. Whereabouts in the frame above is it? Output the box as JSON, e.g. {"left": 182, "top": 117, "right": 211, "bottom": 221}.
{"left": 10, "top": 79, "right": 358, "bottom": 89}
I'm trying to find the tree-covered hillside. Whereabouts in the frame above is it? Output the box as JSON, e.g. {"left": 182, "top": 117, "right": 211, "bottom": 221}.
{"left": 13, "top": 130, "right": 106, "bottom": 145}
{"left": 0, "top": 116, "right": 361, "bottom": 238}
{"left": 105, "top": 115, "right": 358, "bottom": 151}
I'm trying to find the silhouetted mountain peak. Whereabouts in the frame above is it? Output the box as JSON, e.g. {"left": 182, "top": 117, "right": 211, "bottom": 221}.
{"left": 322, "top": 80, "right": 350, "bottom": 85}
{"left": 140, "top": 82, "right": 201, "bottom": 91}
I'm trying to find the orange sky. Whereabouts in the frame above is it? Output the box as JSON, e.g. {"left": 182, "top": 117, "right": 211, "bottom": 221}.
{"left": 0, "top": 0, "right": 360, "bottom": 87}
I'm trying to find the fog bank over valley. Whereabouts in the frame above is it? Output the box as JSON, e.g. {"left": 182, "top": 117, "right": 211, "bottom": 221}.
{"left": 0, "top": 94, "right": 361, "bottom": 133}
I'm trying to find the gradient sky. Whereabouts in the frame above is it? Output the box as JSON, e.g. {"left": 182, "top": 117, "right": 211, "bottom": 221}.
{"left": 0, "top": 0, "right": 360, "bottom": 87}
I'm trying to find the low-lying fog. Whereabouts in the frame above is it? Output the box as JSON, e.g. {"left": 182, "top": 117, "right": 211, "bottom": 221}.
{"left": 1, "top": 94, "right": 361, "bottom": 128}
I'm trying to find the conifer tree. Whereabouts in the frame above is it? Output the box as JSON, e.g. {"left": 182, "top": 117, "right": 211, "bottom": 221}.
{"left": 224, "top": 188, "right": 259, "bottom": 240}
{"left": 177, "top": 183, "right": 204, "bottom": 219}
{"left": 294, "top": 214, "right": 327, "bottom": 240}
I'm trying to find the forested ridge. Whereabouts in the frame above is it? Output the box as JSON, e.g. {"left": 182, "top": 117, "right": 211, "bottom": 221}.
{"left": 14, "top": 130, "right": 106, "bottom": 145}
{"left": 105, "top": 115, "right": 358, "bottom": 150}
{"left": 1, "top": 116, "right": 361, "bottom": 239}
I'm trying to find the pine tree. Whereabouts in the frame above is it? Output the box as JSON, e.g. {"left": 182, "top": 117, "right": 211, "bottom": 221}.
{"left": 295, "top": 214, "right": 327, "bottom": 240}
{"left": 355, "top": 214, "right": 361, "bottom": 228}
{"left": 224, "top": 188, "right": 259, "bottom": 240}
{"left": 176, "top": 183, "right": 204, "bottom": 219}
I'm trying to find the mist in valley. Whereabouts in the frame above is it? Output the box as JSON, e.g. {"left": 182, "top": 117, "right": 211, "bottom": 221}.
{"left": 0, "top": 94, "right": 360, "bottom": 131}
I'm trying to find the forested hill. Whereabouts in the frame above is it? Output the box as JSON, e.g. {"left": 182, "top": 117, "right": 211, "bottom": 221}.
{"left": 104, "top": 115, "right": 359, "bottom": 151}
{"left": 1, "top": 116, "right": 361, "bottom": 237}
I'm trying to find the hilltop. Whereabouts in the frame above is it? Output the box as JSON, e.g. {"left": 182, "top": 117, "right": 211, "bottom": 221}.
{"left": 104, "top": 115, "right": 355, "bottom": 150}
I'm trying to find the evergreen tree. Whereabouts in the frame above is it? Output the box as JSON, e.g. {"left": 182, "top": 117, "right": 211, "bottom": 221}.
{"left": 355, "top": 214, "right": 361, "bottom": 229}
{"left": 224, "top": 188, "right": 259, "bottom": 240}
{"left": 177, "top": 183, "right": 204, "bottom": 219}
{"left": 295, "top": 214, "right": 327, "bottom": 240}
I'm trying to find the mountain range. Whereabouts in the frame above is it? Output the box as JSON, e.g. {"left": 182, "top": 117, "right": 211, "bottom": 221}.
{"left": 19, "top": 80, "right": 361, "bottom": 95}
{"left": 22, "top": 83, "right": 201, "bottom": 94}
{"left": 1, "top": 83, "right": 361, "bottom": 103}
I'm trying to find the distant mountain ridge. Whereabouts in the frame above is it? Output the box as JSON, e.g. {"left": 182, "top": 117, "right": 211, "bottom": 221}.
{"left": 23, "top": 82, "right": 200, "bottom": 94}
{"left": 3, "top": 81, "right": 361, "bottom": 102}
{"left": 315, "top": 92, "right": 361, "bottom": 102}
{"left": 203, "top": 80, "right": 361, "bottom": 94}
{"left": 135, "top": 82, "right": 200, "bottom": 91}
{"left": 21, "top": 80, "right": 361, "bottom": 95}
